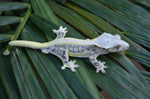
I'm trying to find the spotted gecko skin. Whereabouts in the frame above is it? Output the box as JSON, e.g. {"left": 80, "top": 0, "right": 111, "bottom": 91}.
{"left": 9, "top": 26, "right": 129, "bottom": 73}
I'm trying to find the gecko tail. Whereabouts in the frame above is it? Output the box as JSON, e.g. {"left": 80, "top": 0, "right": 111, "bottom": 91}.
{"left": 9, "top": 40, "right": 44, "bottom": 49}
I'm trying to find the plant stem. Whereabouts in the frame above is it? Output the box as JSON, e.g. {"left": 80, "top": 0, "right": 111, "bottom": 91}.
{"left": 3, "top": 5, "right": 32, "bottom": 55}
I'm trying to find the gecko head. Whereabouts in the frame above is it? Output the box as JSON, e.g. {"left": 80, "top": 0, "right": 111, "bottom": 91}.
{"left": 95, "top": 33, "right": 129, "bottom": 52}
{"left": 108, "top": 40, "right": 129, "bottom": 52}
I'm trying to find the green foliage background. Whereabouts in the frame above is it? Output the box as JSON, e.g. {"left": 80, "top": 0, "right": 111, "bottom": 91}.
{"left": 0, "top": 0, "right": 150, "bottom": 99}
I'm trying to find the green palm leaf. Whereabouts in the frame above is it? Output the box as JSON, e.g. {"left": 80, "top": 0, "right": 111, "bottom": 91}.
{"left": 0, "top": 16, "right": 21, "bottom": 26}
{"left": 0, "top": 1, "right": 29, "bottom": 11}
{"left": 0, "top": 0, "right": 150, "bottom": 99}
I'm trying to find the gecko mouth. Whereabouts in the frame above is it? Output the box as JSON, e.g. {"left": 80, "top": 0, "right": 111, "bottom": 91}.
{"left": 119, "top": 46, "right": 129, "bottom": 51}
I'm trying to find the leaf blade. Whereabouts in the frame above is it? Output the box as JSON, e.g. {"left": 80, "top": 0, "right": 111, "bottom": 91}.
{"left": 0, "top": 16, "right": 21, "bottom": 26}
{"left": 0, "top": 49, "right": 20, "bottom": 99}
{"left": 0, "top": 34, "right": 12, "bottom": 43}
{"left": 31, "top": 0, "right": 59, "bottom": 25}
{"left": 0, "top": 2, "right": 29, "bottom": 11}
{"left": 11, "top": 49, "right": 46, "bottom": 99}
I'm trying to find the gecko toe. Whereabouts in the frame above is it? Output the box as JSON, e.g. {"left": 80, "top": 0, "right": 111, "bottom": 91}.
{"left": 61, "top": 66, "right": 66, "bottom": 70}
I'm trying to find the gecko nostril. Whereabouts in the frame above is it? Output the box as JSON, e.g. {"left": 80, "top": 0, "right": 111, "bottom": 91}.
{"left": 126, "top": 47, "right": 129, "bottom": 50}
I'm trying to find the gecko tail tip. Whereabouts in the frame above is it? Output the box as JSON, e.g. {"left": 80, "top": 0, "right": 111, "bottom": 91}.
{"left": 8, "top": 41, "right": 15, "bottom": 46}
{"left": 8, "top": 41, "right": 12, "bottom": 45}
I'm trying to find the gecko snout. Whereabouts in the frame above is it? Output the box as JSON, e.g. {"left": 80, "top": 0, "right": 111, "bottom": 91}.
{"left": 119, "top": 42, "right": 129, "bottom": 51}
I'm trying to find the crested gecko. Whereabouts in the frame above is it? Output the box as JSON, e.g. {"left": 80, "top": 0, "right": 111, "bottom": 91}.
{"left": 9, "top": 26, "right": 129, "bottom": 73}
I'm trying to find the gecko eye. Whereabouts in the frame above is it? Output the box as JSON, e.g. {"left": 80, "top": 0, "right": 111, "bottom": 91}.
{"left": 116, "top": 45, "right": 121, "bottom": 49}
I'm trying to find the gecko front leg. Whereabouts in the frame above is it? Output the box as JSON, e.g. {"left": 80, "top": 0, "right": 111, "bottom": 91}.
{"left": 89, "top": 56, "right": 108, "bottom": 74}
{"left": 43, "top": 47, "right": 79, "bottom": 72}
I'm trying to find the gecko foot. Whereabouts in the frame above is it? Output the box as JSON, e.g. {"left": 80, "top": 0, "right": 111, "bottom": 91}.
{"left": 53, "top": 25, "right": 68, "bottom": 35}
{"left": 61, "top": 60, "right": 79, "bottom": 72}
{"left": 96, "top": 61, "right": 108, "bottom": 74}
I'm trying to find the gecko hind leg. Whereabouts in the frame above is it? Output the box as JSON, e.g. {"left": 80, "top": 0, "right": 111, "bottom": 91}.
{"left": 89, "top": 56, "right": 108, "bottom": 74}
{"left": 50, "top": 48, "right": 79, "bottom": 72}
